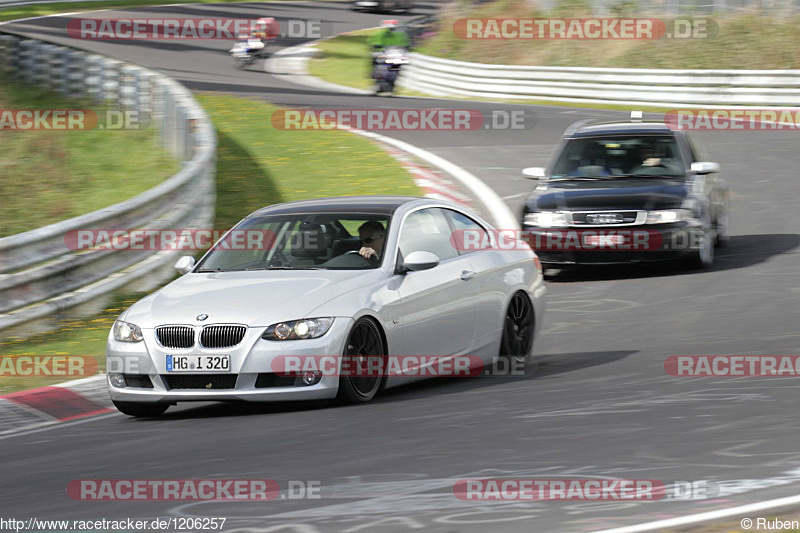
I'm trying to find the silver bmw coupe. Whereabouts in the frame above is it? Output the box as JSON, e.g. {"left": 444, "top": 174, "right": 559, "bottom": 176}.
{"left": 107, "top": 197, "right": 546, "bottom": 416}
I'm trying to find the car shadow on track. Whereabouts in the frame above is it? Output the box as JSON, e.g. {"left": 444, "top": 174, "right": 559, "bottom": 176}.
{"left": 372, "top": 350, "right": 638, "bottom": 404}
{"left": 130, "top": 351, "right": 637, "bottom": 419}
{"left": 545, "top": 234, "right": 799, "bottom": 283}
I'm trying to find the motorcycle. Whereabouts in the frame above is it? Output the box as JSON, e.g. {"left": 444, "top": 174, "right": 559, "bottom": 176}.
{"left": 229, "top": 35, "right": 272, "bottom": 69}
{"left": 371, "top": 47, "right": 409, "bottom": 96}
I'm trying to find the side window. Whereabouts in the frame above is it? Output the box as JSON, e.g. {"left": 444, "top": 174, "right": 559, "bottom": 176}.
{"left": 445, "top": 209, "right": 490, "bottom": 255}
{"left": 398, "top": 208, "right": 459, "bottom": 262}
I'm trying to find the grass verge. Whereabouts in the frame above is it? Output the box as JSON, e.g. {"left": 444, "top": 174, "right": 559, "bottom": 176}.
{"left": 0, "top": 91, "right": 420, "bottom": 394}
{"left": 417, "top": 0, "right": 800, "bottom": 69}
{"left": 308, "top": 28, "right": 383, "bottom": 92}
{"left": 0, "top": 79, "right": 177, "bottom": 237}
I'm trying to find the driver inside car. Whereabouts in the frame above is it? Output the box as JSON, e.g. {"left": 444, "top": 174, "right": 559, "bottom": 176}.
{"left": 358, "top": 220, "right": 386, "bottom": 262}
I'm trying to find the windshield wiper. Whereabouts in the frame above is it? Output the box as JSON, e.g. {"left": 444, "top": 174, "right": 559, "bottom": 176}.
{"left": 197, "top": 268, "right": 226, "bottom": 273}
{"left": 549, "top": 176, "right": 615, "bottom": 181}
{"left": 266, "top": 266, "right": 323, "bottom": 270}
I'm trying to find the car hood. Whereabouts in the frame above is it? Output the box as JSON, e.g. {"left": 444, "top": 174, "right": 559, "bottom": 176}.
{"left": 123, "top": 270, "right": 377, "bottom": 328}
{"left": 527, "top": 179, "right": 688, "bottom": 211}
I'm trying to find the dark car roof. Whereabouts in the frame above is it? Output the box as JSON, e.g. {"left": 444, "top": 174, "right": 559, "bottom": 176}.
{"left": 568, "top": 120, "right": 677, "bottom": 138}
{"left": 249, "top": 196, "right": 424, "bottom": 217}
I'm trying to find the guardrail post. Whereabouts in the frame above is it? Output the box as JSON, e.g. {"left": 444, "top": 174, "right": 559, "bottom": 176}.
{"left": 85, "top": 54, "right": 103, "bottom": 103}
{"left": 65, "top": 49, "right": 86, "bottom": 100}
{"left": 0, "top": 35, "right": 19, "bottom": 77}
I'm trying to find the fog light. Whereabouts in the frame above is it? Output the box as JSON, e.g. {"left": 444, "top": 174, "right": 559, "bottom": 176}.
{"left": 109, "top": 373, "right": 126, "bottom": 388}
{"left": 302, "top": 372, "right": 321, "bottom": 386}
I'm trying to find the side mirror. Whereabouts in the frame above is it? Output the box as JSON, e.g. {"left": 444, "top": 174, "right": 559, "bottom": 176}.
{"left": 174, "top": 256, "right": 195, "bottom": 275}
{"left": 400, "top": 251, "right": 439, "bottom": 273}
{"left": 691, "top": 162, "right": 720, "bottom": 175}
{"left": 522, "top": 167, "right": 546, "bottom": 179}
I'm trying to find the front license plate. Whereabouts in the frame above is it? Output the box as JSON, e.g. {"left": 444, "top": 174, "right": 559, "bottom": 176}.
{"left": 584, "top": 234, "right": 626, "bottom": 247}
{"left": 166, "top": 354, "right": 231, "bottom": 372}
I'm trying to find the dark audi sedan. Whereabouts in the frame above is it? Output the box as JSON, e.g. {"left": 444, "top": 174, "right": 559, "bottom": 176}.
{"left": 521, "top": 118, "right": 729, "bottom": 269}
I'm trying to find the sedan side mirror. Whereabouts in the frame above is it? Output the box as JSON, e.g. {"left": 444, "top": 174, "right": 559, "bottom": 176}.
{"left": 399, "top": 251, "right": 439, "bottom": 274}
{"left": 174, "top": 256, "right": 195, "bottom": 275}
{"left": 691, "top": 162, "right": 721, "bottom": 175}
{"left": 522, "top": 167, "right": 546, "bottom": 179}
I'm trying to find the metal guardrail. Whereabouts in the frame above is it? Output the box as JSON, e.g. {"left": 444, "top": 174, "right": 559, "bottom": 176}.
{"left": 0, "top": 33, "right": 216, "bottom": 339}
{"left": 398, "top": 53, "right": 800, "bottom": 108}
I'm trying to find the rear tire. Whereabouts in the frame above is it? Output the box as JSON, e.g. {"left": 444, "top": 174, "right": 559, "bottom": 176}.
{"left": 337, "top": 318, "right": 386, "bottom": 403}
{"left": 113, "top": 401, "right": 169, "bottom": 418}
{"left": 499, "top": 292, "right": 535, "bottom": 374}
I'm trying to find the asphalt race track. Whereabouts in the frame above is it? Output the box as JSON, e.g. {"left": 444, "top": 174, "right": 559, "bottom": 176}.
{"left": 2, "top": 3, "right": 800, "bottom": 531}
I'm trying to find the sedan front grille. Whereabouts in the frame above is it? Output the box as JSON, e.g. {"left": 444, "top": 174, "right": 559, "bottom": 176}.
{"left": 155, "top": 326, "right": 195, "bottom": 349}
{"left": 200, "top": 325, "right": 247, "bottom": 349}
{"left": 162, "top": 374, "right": 238, "bottom": 390}
{"left": 571, "top": 211, "right": 640, "bottom": 226}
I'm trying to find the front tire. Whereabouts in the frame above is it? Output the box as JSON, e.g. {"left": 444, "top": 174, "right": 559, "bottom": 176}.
{"left": 683, "top": 225, "right": 714, "bottom": 269}
{"left": 113, "top": 401, "right": 169, "bottom": 418}
{"left": 337, "top": 318, "right": 386, "bottom": 403}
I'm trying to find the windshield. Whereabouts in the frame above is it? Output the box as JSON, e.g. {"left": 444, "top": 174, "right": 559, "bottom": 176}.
{"left": 195, "top": 213, "right": 391, "bottom": 272}
{"left": 550, "top": 135, "right": 686, "bottom": 179}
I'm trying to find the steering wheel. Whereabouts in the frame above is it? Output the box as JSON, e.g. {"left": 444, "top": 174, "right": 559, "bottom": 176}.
{"left": 345, "top": 250, "right": 379, "bottom": 264}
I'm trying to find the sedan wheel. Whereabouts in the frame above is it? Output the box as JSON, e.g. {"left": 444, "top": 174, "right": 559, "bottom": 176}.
{"left": 337, "top": 319, "right": 385, "bottom": 403}
{"left": 500, "top": 292, "right": 535, "bottom": 368}
{"left": 684, "top": 226, "right": 714, "bottom": 269}
{"left": 113, "top": 401, "right": 169, "bottom": 418}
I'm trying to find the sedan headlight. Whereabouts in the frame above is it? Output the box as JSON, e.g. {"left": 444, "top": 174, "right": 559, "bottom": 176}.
{"left": 262, "top": 318, "right": 334, "bottom": 341}
{"left": 113, "top": 320, "right": 143, "bottom": 343}
{"left": 523, "top": 211, "right": 569, "bottom": 228}
{"left": 646, "top": 209, "right": 695, "bottom": 224}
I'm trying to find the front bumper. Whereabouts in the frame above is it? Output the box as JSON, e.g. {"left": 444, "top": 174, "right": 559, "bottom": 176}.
{"left": 523, "top": 222, "right": 704, "bottom": 265}
{"left": 106, "top": 318, "right": 352, "bottom": 403}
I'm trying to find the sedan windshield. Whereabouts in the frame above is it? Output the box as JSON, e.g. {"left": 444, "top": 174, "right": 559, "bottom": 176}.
{"left": 195, "top": 213, "right": 391, "bottom": 271}
{"left": 550, "top": 135, "right": 686, "bottom": 179}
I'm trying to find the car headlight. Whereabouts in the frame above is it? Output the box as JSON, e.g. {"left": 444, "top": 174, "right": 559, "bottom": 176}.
{"left": 113, "top": 320, "right": 143, "bottom": 343}
{"left": 646, "top": 209, "right": 695, "bottom": 224}
{"left": 262, "top": 318, "right": 334, "bottom": 341}
{"left": 523, "top": 211, "right": 569, "bottom": 228}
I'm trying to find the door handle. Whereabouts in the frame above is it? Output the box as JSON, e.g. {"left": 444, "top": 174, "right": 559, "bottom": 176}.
{"left": 461, "top": 270, "right": 475, "bottom": 281}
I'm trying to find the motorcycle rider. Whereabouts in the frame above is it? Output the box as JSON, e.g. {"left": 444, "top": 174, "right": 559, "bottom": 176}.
{"left": 368, "top": 20, "right": 410, "bottom": 65}
{"left": 245, "top": 17, "right": 279, "bottom": 55}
